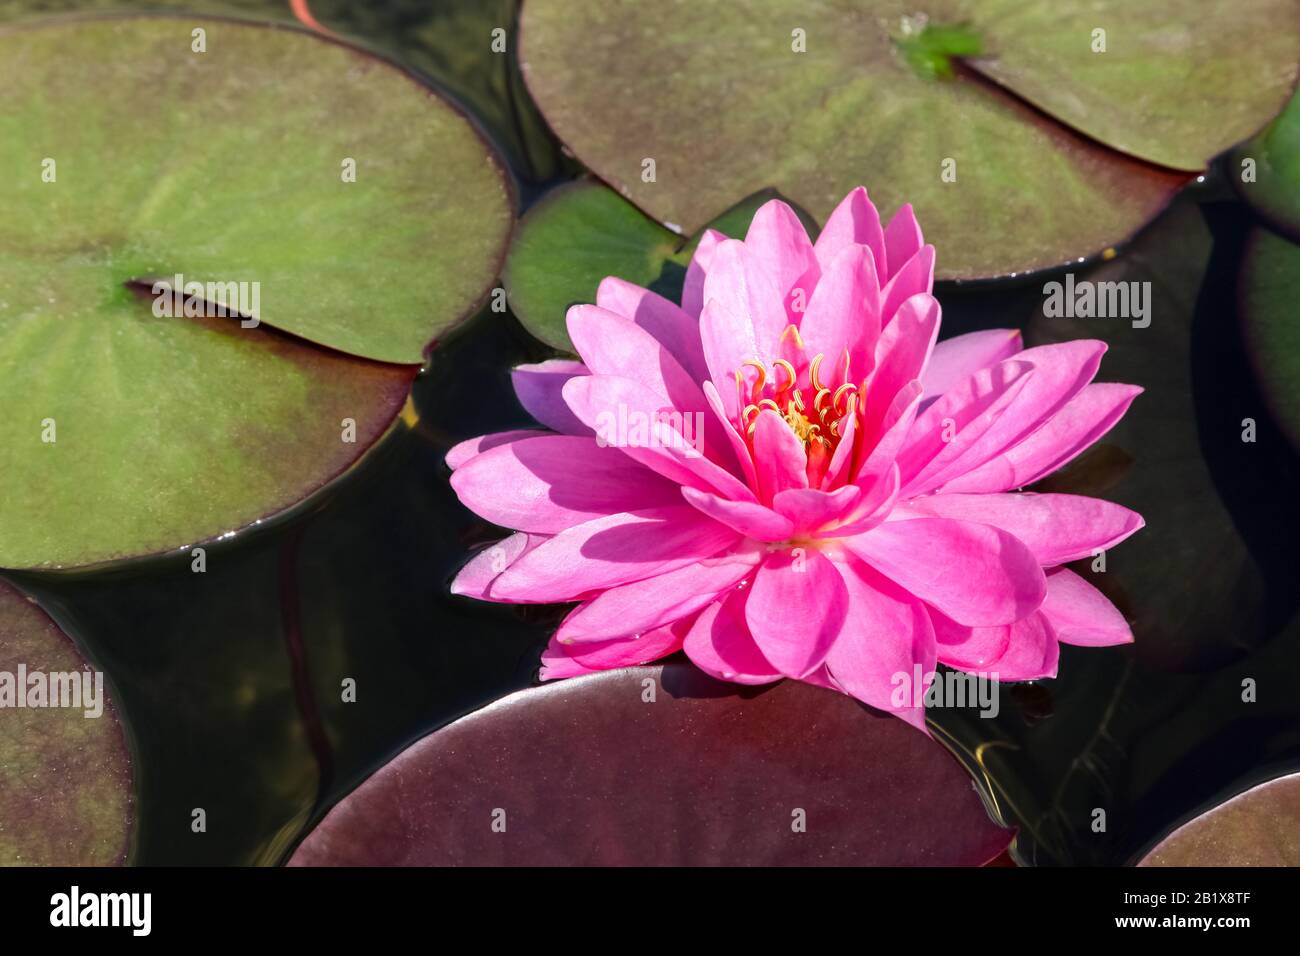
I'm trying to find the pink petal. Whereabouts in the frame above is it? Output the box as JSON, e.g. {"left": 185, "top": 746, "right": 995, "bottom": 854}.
{"left": 681, "top": 228, "right": 725, "bottom": 319}
{"left": 845, "top": 517, "right": 1047, "bottom": 626}
{"left": 911, "top": 341, "right": 1107, "bottom": 493}
{"left": 857, "top": 381, "right": 923, "bottom": 484}
{"left": 703, "top": 238, "right": 789, "bottom": 363}
{"left": 751, "top": 409, "right": 809, "bottom": 501}
{"left": 568, "top": 305, "right": 737, "bottom": 473}
{"left": 819, "top": 463, "right": 900, "bottom": 537}
{"left": 562, "top": 374, "right": 753, "bottom": 501}
{"left": 1040, "top": 567, "right": 1134, "bottom": 646}
{"left": 861, "top": 294, "right": 940, "bottom": 441}
{"left": 703, "top": 379, "right": 758, "bottom": 489}
{"left": 883, "top": 203, "right": 924, "bottom": 280}
{"left": 512, "top": 361, "right": 592, "bottom": 435}
{"left": 492, "top": 507, "right": 741, "bottom": 603}
{"left": 896, "top": 359, "right": 1035, "bottom": 495}
{"left": 941, "top": 383, "right": 1143, "bottom": 493}
{"left": 450, "top": 435, "right": 683, "bottom": 534}
{"left": 744, "top": 199, "right": 820, "bottom": 314}
{"left": 595, "top": 276, "right": 709, "bottom": 385}
{"left": 823, "top": 408, "right": 858, "bottom": 489}
{"left": 567, "top": 304, "right": 705, "bottom": 412}
{"left": 556, "top": 545, "right": 763, "bottom": 642}
{"left": 921, "top": 330, "right": 1023, "bottom": 401}
{"left": 880, "top": 245, "right": 935, "bottom": 320}
{"left": 985, "top": 612, "right": 1059, "bottom": 681}
{"left": 540, "top": 616, "right": 690, "bottom": 680}
{"left": 699, "top": 298, "right": 761, "bottom": 420}
{"left": 450, "top": 532, "right": 547, "bottom": 601}
{"left": 900, "top": 492, "right": 1144, "bottom": 566}
{"left": 825, "top": 558, "right": 935, "bottom": 731}
{"left": 813, "top": 186, "right": 887, "bottom": 279}
{"left": 446, "top": 429, "right": 544, "bottom": 471}
{"left": 772, "top": 485, "right": 861, "bottom": 535}
{"left": 745, "top": 548, "right": 848, "bottom": 677}
{"left": 797, "top": 243, "right": 881, "bottom": 377}
{"left": 683, "top": 590, "right": 782, "bottom": 684}
{"left": 681, "top": 486, "right": 794, "bottom": 542}
{"left": 930, "top": 610, "right": 1011, "bottom": 670}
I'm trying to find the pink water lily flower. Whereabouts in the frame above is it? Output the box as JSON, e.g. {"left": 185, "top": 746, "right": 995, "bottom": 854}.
{"left": 448, "top": 187, "right": 1143, "bottom": 730}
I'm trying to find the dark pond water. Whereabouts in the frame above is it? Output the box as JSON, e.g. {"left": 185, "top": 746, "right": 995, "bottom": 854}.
{"left": 5, "top": 0, "right": 1300, "bottom": 866}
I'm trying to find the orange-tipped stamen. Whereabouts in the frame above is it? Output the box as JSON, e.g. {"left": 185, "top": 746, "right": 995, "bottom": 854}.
{"left": 742, "top": 359, "right": 768, "bottom": 405}
{"left": 810, "top": 353, "right": 827, "bottom": 392}
{"left": 773, "top": 358, "right": 797, "bottom": 395}
{"left": 832, "top": 383, "right": 857, "bottom": 417}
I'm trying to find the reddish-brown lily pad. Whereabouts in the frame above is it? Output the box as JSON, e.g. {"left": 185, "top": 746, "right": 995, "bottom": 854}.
{"left": 0, "top": 578, "right": 133, "bottom": 865}
{"left": 1138, "top": 772, "right": 1300, "bottom": 866}
{"left": 519, "top": 0, "right": 1298, "bottom": 279}
{"left": 289, "top": 663, "right": 1013, "bottom": 866}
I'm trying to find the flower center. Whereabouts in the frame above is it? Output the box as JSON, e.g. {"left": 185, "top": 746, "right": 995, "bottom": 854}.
{"left": 733, "top": 326, "right": 864, "bottom": 471}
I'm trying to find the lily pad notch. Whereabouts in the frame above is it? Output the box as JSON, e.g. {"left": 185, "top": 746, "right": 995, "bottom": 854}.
{"left": 517, "top": 0, "right": 1300, "bottom": 279}
{"left": 0, "top": 15, "right": 514, "bottom": 570}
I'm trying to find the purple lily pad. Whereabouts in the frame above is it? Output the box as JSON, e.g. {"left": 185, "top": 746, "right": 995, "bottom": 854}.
{"left": 1138, "top": 772, "right": 1300, "bottom": 866}
{"left": 0, "top": 578, "right": 133, "bottom": 864}
{"left": 290, "top": 663, "right": 1013, "bottom": 866}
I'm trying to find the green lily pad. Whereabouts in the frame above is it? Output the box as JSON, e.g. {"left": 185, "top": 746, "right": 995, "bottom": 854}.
{"left": 0, "top": 578, "right": 132, "bottom": 864}
{"left": 1239, "top": 228, "right": 1300, "bottom": 450}
{"left": 517, "top": 0, "right": 1297, "bottom": 279}
{"left": 960, "top": 0, "right": 1299, "bottom": 171}
{"left": 0, "top": 17, "right": 513, "bottom": 569}
{"left": 290, "top": 0, "right": 566, "bottom": 185}
{"left": 1233, "top": 87, "right": 1300, "bottom": 241}
{"left": 1139, "top": 771, "right": 1300, "bottom": 865}
{"left": 503, "top": 181, "right": 814, "bottom": 350}
{"left": 1, "top": 1, "right": 562, "bottom": 182}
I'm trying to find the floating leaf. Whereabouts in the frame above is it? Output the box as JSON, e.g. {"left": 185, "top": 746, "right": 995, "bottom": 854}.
{"left": 1232, "top": 89, "right": 1300, "bottom": 239}
{"left": 503, "top": 181, "right": 813, "bottom": 350}
{"left": 0, "top": 578, "right": 132, "bottom": 865}
{"left": 1240, "top": 229, "right": 1300, "bottom": 451}
{"left": 0, "top": 17, "right": 513, "bottom": 568}
{"left": 1139, "top": 771, "right": 1300, "bottom": 865}
{"left": 291, "top": 0, "right": 566, "bottom": 185}
{"left": 289, "top": 663, "right": 1012, "bottom": 866}
{"left": 518, "top": 0, "right": 1298, "bottom": 278}
{"left": 960, "top": 0, "right": 1299, "bottom": 171}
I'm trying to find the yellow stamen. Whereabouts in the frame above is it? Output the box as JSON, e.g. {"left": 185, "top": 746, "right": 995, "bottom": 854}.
{"left": 810, "top": 353, "right": 826, "bottom": 392}
{"left": 742, "top": 359, "right": 768, "bottom": 405}
{"left": 832, "top": 383, "right": 857, "bottom": 416}
{"left": 772, "top": 358, "right": 797, "bottom": 395}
